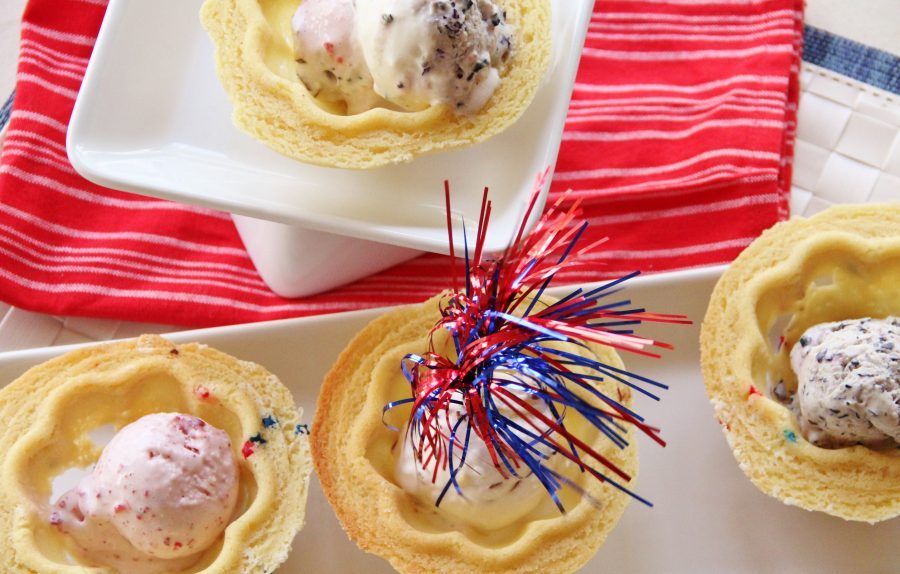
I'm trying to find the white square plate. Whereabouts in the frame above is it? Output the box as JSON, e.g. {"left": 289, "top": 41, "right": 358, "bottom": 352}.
{"left": 67, "top": 0, "right": 593, "bottom": 254}
{"left": 0, "top": 267, "right": 895, "bottom": 572}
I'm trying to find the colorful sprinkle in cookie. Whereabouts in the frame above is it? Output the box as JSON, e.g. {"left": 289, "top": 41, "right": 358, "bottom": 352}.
{"left": 701, "top": 203, "right": 900, "bottom": 523}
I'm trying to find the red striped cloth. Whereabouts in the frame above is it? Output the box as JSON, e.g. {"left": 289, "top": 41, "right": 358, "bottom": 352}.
{"left": 0, "top": 0, "right": 802, "bottom": 327}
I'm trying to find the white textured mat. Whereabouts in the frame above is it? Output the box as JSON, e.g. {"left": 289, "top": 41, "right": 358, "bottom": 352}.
{"left": 792, "top": 62, "right": 900, "bottom": 216}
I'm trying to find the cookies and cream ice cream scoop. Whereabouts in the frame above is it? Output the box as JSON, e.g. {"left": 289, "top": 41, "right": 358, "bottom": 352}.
{"left": 356, "top": 0, "right": 514, "bottom": 114}
{"left": 51, "top": 413, "right": 239, "bottom": 573}
{"left": 790, "top": 317, "right": 900, "bottom": 448}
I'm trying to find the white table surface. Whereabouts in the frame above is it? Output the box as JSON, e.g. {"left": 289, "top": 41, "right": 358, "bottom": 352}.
{"left": 0, "top": 0, "right": 897, "bottom": 353}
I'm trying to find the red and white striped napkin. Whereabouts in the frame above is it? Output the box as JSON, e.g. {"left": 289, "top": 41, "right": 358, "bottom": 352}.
{"left": 0, "top": 0, "right": 802, "bottom": 327}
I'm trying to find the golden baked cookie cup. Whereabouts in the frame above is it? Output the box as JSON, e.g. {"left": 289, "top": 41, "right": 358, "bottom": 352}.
{"left": 200, "top": 0, "right": 551, "bottom": 169}
{"left": 312, "top": 295, "right": 637, "bottom": 574}
{"left": 700, "top": 203, "right": 900, "bottom": 523}
{"left": 0, "top": 335, "right": 312, "bottom": 573}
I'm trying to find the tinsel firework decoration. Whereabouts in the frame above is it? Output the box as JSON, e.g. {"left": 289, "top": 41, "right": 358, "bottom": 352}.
{"left": 385, "top": 170, "right": 690, "bottom": 510}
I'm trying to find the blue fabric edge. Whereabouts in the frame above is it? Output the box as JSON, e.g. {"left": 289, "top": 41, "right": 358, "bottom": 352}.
{"left": 0, "top": 90, "right": 14, "bottom": 133}
{"left": 803, "top": 24, "right": 900, "bottom": 96}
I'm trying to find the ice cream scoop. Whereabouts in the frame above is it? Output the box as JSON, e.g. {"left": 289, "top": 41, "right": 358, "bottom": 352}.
{"left": 394, "top": 386, "right": 553, "bottom": 530}
{"left": 356, "top": 0, "right": 515, "bottom": 114}
{"left": 51, "top": 413, "right": 239, "bottom": 573}
{"left": 292, "top": 0, "right": 386, "bottom": 114}
{"left": 790, "top": 317, "right": 900, "bottom": 448}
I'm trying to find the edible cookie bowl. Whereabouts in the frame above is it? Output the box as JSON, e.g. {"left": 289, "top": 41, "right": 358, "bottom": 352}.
{"left": 312, "top": 295, "right": 638, "bottom": 574}
{"left": 201, "top": 0, "right": 552, "bottom": 169}
{"left": 0, "top": 335, "right": 311, "bottom": 573}
{"left": 701, "top": 204, "right": 900, "bottom": 523}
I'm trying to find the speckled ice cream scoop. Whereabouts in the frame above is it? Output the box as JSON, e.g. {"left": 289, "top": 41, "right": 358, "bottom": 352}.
{"left": 790, "top": 317, "right": 900, "bottom": 448}
{"left": 356, "top": 0, "right": 514, "bottom": 114}
{"left": 292, "top": 0, "right": 385, "bottom": 114}
{"left": 51, "top": 413, "right": 239, "bottom": 573}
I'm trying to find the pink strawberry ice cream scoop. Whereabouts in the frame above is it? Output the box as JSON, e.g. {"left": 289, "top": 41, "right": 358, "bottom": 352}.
{"left": 51, "top": 413, "right": 239, "bottom": 572}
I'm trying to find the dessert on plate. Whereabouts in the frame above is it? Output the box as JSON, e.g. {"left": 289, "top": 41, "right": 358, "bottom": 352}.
{"left": 200, "top": 0, "right": 551, "bottom": 168}
{"left": 0, "top": 335, "right": 312, "bottom": 572}
{"left": 789, "top": 317, "right": 899, "bottom": 449}
{"left": 312, "top": 185, "right": 687, "bottom": 573}
{"left": 700, "top": 203, "right": 900, "bottom": 523}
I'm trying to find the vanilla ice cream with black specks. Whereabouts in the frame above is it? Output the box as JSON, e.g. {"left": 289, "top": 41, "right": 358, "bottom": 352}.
{"left": 789, "top": 317, "right": 900, "bottom": 448}
{"left": 356, "top": 0, "right": 514, "bottom": 114}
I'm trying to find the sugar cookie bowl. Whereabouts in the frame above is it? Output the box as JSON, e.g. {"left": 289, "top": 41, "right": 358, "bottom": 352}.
{"left": 311, "top": 185, "right": 689, "bottom": 573}
{"left": 199, "top": 0, "right": 551, "bottom": 169}
{"left": 312, "top": 295, "right": 640, "bottom": 574}
{"left": 700, "top": 203, "right": 900, "bottom": 523}
{"left": 0, "top": 335, "right": 311, "bottom": 573}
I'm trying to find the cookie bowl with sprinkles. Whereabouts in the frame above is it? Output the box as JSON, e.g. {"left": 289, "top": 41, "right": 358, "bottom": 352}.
{"left": 700, "top": 203, "right": 900, "bottom": 523}
{"left": 199, "top": 0, "right": 551, "bottom": 168}
{"left": 312, "top": 183, "right": 689, "bottom": 573}
{"left": 0, "top": 334, "right": 312, "bottom": 573}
